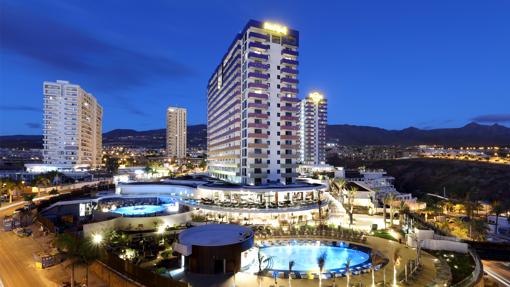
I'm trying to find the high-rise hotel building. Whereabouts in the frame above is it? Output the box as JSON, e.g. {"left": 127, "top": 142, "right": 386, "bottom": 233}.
{"left": 166, "top": 107, "right": 187, "bottom": 159}
{"left": 207, "top": 20, "right": 300, "bottom": 185}
{"left": 43, "top": 80, "right": 103, "bottom": 169}
{"left": 300, "top": 92, "right": 327, "bottom": 165}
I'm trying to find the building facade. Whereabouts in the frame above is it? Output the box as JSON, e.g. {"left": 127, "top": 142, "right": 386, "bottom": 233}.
{"left": 300, "top": 92, "right": 327, "bottom": 165}
{"left": 166, "top": 107, "right": 187, "bottom": 159}
{"left": 43, "top": 80, "right": 103, "bottom": 169}
{"left": 207, "top": 20, "right": 300, "bottom": 185}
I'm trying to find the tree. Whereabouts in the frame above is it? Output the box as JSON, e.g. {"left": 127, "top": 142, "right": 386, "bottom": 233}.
{"left": 288, "top": 260, "right": 295, "bottom": 287}
{"left": 345, "top": 185, "right": 358, "bottom": 227}
{"left": 344, "top": 257, "right": 352, "bottom": 287}
{"left": 492, "top": 201, "right": 504, "bottom": 235}
{"left": 382, "top": 195, "right": 390, "bottom": 229}
{"left": 55, "top": 234, "right": 101, "bottom": 287}
{"left": 317, "top": 252, "right": 327, "bottom": 286}
{"left": 104, "top": 156, "right": 120, "bottom": 174}
{"left": 388, "top": 193, "right": 396, "bottom": 227}
{"left": 398, "top": 200, "right": 408, "bottom": 227}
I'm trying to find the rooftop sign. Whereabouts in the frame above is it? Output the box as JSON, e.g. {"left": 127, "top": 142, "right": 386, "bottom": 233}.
{"left": 263, "top": 22, "right": 288, "bottom": 35}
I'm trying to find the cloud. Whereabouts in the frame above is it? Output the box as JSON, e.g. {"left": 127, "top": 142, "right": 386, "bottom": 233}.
{"left": 25, "top": 122, "right": 41, "bottom": 129}
{"left": 0, "top": 2, "right": 194, "bottom": 92}
{"left": 0, "top": 105, "right": 41, "bottom": 112}
{"left": 471, "top": 114, "right": 510, "bottom": 123}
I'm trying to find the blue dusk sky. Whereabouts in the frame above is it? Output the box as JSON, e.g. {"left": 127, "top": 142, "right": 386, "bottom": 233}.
{"left": 1, "top": 0, "right": 509, "bottom": 135}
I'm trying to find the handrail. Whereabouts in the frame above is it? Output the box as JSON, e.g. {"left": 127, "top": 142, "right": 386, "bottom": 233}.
{"left": 452, "top": 248, "right": 483, "bottom": 287}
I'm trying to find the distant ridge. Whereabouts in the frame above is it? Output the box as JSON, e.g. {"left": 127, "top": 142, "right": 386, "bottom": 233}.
{"left": 0, "top": 123, "right": 508, "bottom": 149}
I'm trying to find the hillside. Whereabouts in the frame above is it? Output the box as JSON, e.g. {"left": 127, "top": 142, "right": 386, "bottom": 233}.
{"left": 327, "top": 123, "right": 510, "bottom": 146}
{"left": 1, "top": 123, "right": 509, "bottom": 149}
{"left": 366, "top": 158, "right": 510, "bottom": 206}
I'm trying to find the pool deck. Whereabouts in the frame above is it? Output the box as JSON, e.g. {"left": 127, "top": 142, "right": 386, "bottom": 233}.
{"left": 178, "top": 236, "right": 446, "bottom": 287}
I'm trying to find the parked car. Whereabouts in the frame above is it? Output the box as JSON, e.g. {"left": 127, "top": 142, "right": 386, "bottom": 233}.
{"left": 13, "top": 227, "right": 32, "bottom": 237}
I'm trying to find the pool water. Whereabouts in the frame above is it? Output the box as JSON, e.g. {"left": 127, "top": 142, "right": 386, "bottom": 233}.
{"left": 112, "top": 205, "right": 166, "bottom": 216}
{"left": 259, "top": 244, "right": 370, "bottom": 272}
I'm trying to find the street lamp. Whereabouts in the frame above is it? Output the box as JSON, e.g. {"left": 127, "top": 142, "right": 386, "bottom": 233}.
{"left": 92, "top": 233, "right": 103, "bottom": 245}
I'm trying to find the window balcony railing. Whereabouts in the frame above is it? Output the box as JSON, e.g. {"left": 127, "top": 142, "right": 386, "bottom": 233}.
{"left": 281, "top": 87, "right": 299, "bottom": 94}
{"left": 249, "top": 42, "right": 270, "bottom": 50}
{"left": 248, "top": 82, "right": 269, "bottom": 89}
{"left": 281, "top": 48, "right": 298, "bottom": 56}
{"left": 248, "top": 92, "right": 268, "bottom": 100}
{"left": 249, "top": 32, "right": 270, "bottom": 41}
{"left": 281, "top": 58, "right": 299, "bottom": 66}
{"left": 281, "top": 77, "right": 299, "bottom": 84}
{"left": 248, "top": 72, "right": 270, "bottom": 80}
{"left": 248, "top": 62, "right": 270, "bottom": 70}
{"left": 281, "top": 67, "right": 298, "bottom": 74}
{"left": 248, "top": 52, "right": 268, "bottom": 60}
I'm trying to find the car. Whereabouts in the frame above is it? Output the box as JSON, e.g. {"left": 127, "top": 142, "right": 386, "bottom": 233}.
{"left": 13, "top": 227, "right": 32, "bottom": 237}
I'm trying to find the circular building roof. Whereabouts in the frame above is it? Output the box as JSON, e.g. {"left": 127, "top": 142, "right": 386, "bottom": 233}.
{"left": 179, "top": 224, "right": 253, "bottom": 247}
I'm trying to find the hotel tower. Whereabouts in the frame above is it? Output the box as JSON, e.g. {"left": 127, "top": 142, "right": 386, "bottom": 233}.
{"left": 300, "top": 92, "right": 327, "bottom": 165}
{"left": 207, "top": 20, "right": 300, "bottom": 185}
{"left": 166, "top": 107, "right": 187, "bottom": 159}
{"left": 43, "top": 80, "right": 103, "bottom": 169}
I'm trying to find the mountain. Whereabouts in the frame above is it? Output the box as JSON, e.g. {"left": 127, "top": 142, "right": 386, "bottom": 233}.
{"left": 103, "top": 124, "right": 207, "bottom": 148}
{"left": 326, "top": 122, "right": 510, "bottom": 146}
{"left": 1, "top": 123, "right": 508, "bottom": 149}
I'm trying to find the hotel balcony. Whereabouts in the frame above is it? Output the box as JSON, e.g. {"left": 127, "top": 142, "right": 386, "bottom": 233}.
{"left": 281, "top": 58, "right": 299, "bottom": 66}
{"left": 248, "top": 123, "right": 269, "bottom": 129}
{"left": 248, "top": 133, "right": 269, "bottom": 139}
{"left": 281, "top": 125, "right": 299, "bottom": 131}
{"left": 280, "top": 106, "right": 299, "bottom": 112}
{"left": 281, "top": 48, "right": 299, "bottom": 56}
{"left": 281, "top": 172, "right": 299, "bottom": 178}
{"left": 280, "top": 115, "right": 299, "bottom": 121}
{"left": 249, "top": 32, "right": 270, "bottom": 41}
{"left": 248, "top": 103, "right": 269, "bottom": 109}
{"left": 280, "top": 163, "right": 298, "bottom": 168}
{"left": 250, "top": 173, "right": 268, "bottom": 179}
{"left": 280, "top": 96, "right": 300, "bottom": 103}
{"left": 248, "top": 112, "right": 268, "bottom": 119}
{"left": 249, "top": 41, "right": 270, "bottom": 50}
{"left": 281, "top": 144, "right": 299, "bottom": 149}
{"left": 281, "top": 67, "right": 299, "bottom": 75}
{"left": 248, "top": 152, "right": 268, "bottom": 158}
{"left": 280, "top": 135, "right": 299, "bottom": 140}
{"left": 248, "top": 72, "right": 270, "bottom": 80}
{"left": 248, "top": 92, "right": 268, "bottom": 100}
{"left": 281, "top": 87, "right": 299, "bottom": 94}
{"left": 281, "top": 77, "right": 299, "bottom": 84}
{"left": 248, "top": 62, "right": 270, "bottom": 70}
{"left": 248, "top": 143, "right": 269, "bottom": 149}
{"left": 281, "top": 153, "right": 299, "bottom": 159}
{"left": 248, "top": 52, "right": 268, "bottom": 61}
{"left": 249, "top": 163, "right": 268, "bottom": 169}
{"left": 248, "top": 82, "right": 269, "bottom": 89}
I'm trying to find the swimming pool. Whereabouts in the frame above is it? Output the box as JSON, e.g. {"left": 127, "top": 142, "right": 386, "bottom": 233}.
{"left": 112, "top": 205, "right": 166, "bottom": 216}
{"left": 258, "top": 241, "right": 370, "bottom": 272}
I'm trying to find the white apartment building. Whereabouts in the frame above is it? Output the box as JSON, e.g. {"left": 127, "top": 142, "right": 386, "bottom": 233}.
{"left": 166, "top": 107, "right": 187, "bottom": 159}
{"left": 300, "top": 92, "right": 327, "bottom": 165}
{"left": 207, "top": 20, "right": 300, "bottom": 185}
{"left": 43, "top": 80, "right": 102, "bottom": 169}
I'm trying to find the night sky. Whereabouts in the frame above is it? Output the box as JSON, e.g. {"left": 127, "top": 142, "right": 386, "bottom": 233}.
{"left": 1, "top": 0, "right": 509, "bottom": 135}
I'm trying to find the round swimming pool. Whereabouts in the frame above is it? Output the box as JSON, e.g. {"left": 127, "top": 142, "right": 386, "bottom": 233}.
{"left": 259, "top": 242, "right": 370, "bottom": 272}
{"left": 112, "top": 205, "right": 166, "bottom": 216}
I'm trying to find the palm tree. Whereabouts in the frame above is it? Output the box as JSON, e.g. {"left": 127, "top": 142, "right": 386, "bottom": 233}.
{"left": 345, "top": 257, "right": 352, "bottom": 287}
{"left": 346, "top": 186, "right": 358, "bottom": 227}
{"left": 492, "top": 201, "right": 504, "bottom": 235}
{"left": 256, "top": 248, "right": 273, "bottom": 285}
{"left": 382, "top": 195, "right": 390, "bottom": 229}
{"left": 55, "top": 234, "right": 100, "bottom": 287}
{"left": 398, "top": 200, "right": 407, "bottom": 228}
{"left": 288, "top": 260, "right": 295, "bottom": 287}
{"left": 388, "top": 193, "right": 396, "bottom": 227}
{"left": 317, "top": 252, "right": 327, "bottom": 286}
{"left": 393, "top": 249, "right": 401, "bottom": 287}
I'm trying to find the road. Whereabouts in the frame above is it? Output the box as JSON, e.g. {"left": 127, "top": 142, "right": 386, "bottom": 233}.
{"left": 483, "top": 260, "right": 510, "bottom": 286}
{"left": 0, "top": 204, "right": 68, "bottom": 287}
